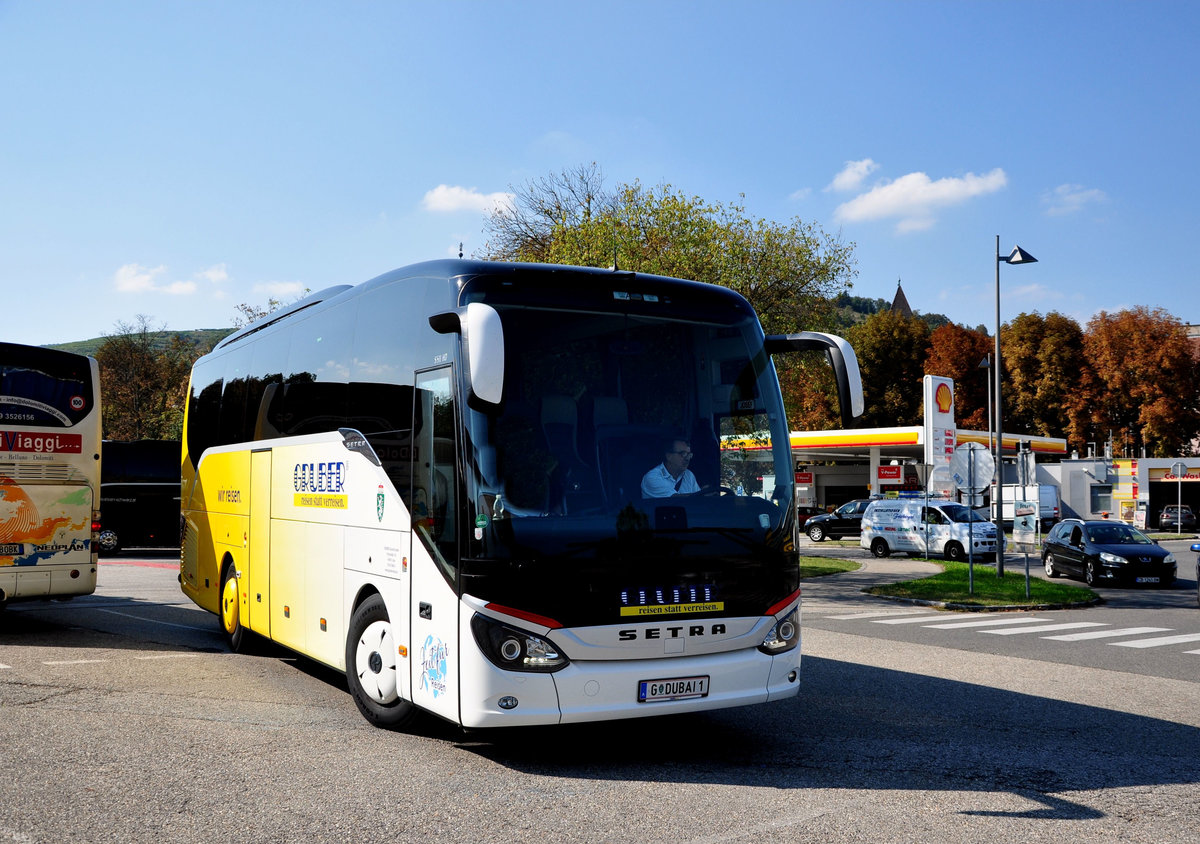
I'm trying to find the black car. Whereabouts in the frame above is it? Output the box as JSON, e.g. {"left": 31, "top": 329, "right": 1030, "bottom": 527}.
{"left": 1042, "top": 519, "right": 1176, "bottom": 587}
{"left": 805, "top": 498, "right": 871, "bottom": 542}
{"left": 1193, "top": 543, "right": 1200, "bottom": 607}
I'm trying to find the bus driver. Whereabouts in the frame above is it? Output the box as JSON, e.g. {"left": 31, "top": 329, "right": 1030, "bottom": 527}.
{"left": 641, "top": 437, "right": 700, "bottom": 498}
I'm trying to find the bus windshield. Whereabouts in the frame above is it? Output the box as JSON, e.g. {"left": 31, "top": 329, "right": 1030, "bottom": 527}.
{"left": 458, "top": 301, "right": 797, "bottom": 625}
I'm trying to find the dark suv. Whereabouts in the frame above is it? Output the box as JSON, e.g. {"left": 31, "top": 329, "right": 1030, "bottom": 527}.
{"left": 805, "top": 499, "right": 871, "bottom": 542}
{"left": 1042, "top": 518, "right": 1176, "bottom": 587}
{"left": 1158, "top": 504, "right": 1197, "bottom": 531}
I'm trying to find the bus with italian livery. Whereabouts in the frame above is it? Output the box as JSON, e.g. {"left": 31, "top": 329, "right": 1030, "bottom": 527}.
{"left": 180, "top": 259, "right": 863, "bottom": 729}
{"left": 1, "top": 342, "right": 102, "bottom": 606}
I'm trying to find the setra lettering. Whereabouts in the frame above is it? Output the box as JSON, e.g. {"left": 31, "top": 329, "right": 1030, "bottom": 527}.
{"left": 619, "top": 623, "right": 727, "bottom": 641}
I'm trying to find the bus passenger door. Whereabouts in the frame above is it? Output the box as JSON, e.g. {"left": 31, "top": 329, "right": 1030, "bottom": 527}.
{"left": 409, "top": 367, "right": 460, "bottom": 722}
{"left": 247, "top": 448, "right": 271, "bottom": 635}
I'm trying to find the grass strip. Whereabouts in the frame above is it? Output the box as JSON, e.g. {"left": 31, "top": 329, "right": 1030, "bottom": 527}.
{"left": 798, "top": 557, "right": 860, "bottom": 579}
{"left": 867, "top": 560, "right": 1095, "bottom": 607}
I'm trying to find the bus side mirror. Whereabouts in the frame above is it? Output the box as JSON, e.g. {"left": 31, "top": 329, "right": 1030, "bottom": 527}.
{"left": 763, "top": 331, "right": 865, "bottom": 427}
{"left": 429, "top": 303, "right": 505, "bottom": 408}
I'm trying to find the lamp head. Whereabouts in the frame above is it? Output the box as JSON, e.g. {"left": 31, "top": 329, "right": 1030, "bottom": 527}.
{"left": 1003, "top": 245, "right": 1037, "bottom": 265}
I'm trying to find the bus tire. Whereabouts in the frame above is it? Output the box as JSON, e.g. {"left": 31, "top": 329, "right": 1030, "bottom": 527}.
{"left": 870, "top": 538, "right": 890, "bottom": 558}
{"left": 346, "top": 594, "right": 415, "bottom": 730}
{"left": 219, "top": 559, "right": 247, "bottom": 653}
{"left": 944, "top": 542, "right": 965, "bottom": 562}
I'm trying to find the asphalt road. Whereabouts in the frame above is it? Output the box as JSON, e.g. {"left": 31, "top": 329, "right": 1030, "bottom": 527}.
{"left": 1, "top": 556, "right": 1197, "bottom": 843}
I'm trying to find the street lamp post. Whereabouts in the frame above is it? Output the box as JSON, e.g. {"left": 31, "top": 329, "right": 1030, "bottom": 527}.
{"left": 994, "top": 235, "right": 1037, "bottom": 577}
{"left": 979, "top": 354, "right": 992, "bottom": 456}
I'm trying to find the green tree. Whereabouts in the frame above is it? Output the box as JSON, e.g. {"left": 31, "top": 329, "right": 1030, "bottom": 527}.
{"left": 846, "top": 310, "right": 932, "bottom": 427}
{"left": 482, "top": 165, "right": 858, "bottom": 428}
{"left": 95, "top": 315, "right": 203, "bottom": 440}
{"left": 1068, "top": 307, "right": 1200, "bottom": 457}
{"left": 1001, "top": 311, "right": 1085, "bottom": 441}
{"left": 924, "top": 323, "right": 993, "bottom": 430}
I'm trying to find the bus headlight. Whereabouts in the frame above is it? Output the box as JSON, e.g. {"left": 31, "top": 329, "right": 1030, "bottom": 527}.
{"left": 758, "top": 606, "right": 800, "bottom": 655}
{"left": 470, "top": 613, "right": 570, "bottom": 673}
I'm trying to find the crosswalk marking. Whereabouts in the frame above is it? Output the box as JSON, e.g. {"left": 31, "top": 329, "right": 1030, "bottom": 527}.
{"left": 922, "top": 617, "right": 1052, "bottom": 630}
{"left": 1043, "top": 627, "right": 1172, "bottom": 641}
{"left": 981, "top": 622, "right": 1108, "bottom": 636}
{"left": 826, "top": 610, "right": 931, "bottom": 620}
{"left": 827, "top": 611, "right": 1200, "bottom": 653}
{"left": 1111, "top": 633, "right": 1200, "bottom": 649}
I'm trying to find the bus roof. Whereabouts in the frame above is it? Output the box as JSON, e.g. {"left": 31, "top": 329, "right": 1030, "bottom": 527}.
{"left": 212, "top": 260, "right": 753, "bottom": 354}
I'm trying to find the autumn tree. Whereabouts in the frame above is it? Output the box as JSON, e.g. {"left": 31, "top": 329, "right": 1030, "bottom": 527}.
{"left": 482, "top": 164, "right": 858, "bottom": 429}
{"left": 1067, "top": 307, "right": 1200, "bottom": 457}
{"left": 1000, "top": 311, "right": 1085, "bottom": 440}
{"left": 95, "top": 315, "right": 205, "bottom": 440}
{"left": 846, "top": 310, "right": 932, "bottom": 427}
{"left": 924, "top": 323, "right": 993, "bottom": 430}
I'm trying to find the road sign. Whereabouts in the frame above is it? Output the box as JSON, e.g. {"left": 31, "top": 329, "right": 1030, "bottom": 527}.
{"left": 950, "top": 442, "right": 995, "bottom": 492}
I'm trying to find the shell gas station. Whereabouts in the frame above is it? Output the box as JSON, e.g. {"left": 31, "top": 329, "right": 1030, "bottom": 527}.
{"left": 781, "top": 375, "right": 1198, "bottom": 530}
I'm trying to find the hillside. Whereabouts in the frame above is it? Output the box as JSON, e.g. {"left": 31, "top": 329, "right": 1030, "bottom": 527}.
{"left": 47, "top": 328, "right": 233, "bottom": 357}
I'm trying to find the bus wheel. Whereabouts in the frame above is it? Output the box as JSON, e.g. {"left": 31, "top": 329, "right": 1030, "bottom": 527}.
{"left": 870, "top": 538, "right": 890, "bottom": 558}
{"left": 346, "top": 594, "right": 415, "bottom": 730}
{"left": 944, "top": 542, "right": 964, "bottom": 562}
{"left": 219, "top": 561, "right": 246, "bottom": 653}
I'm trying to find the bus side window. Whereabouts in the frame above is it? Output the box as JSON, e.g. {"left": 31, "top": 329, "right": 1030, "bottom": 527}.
{"left": 414, "top": 368, "right": 457, "bottom": 582}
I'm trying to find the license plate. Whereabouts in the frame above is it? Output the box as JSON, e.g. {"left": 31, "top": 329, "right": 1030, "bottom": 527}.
{"left": 637, "top": 675, "right": 710, "bottom": 703}
{"left": 1135, "top": 577, "right": 1160, "bottom": 583}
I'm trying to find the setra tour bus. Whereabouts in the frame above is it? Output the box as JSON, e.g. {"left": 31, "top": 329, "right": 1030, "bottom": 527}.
{"left": 180, "top": 259, "right": 863, "bottom": 729}
{"left": 1, "top": 342, "right": 102, "bottom": 606}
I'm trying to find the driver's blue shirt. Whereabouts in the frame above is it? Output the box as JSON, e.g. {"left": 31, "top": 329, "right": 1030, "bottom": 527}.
{"left": 641, "top": 464, "right": 700, "bottom": 498}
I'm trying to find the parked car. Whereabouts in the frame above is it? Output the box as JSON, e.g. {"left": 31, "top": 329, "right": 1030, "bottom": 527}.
{"left": 805, "top": 498, "right": 872, "bottom": 542}
{"left": 1157, "top": 504, "right": 1197, "bottom": 531}
{"left": 796, "top": 505, "right": 823, "bottom": 528}
{"left": 1042, "top": 518, "right": 1176, "bottom": 587}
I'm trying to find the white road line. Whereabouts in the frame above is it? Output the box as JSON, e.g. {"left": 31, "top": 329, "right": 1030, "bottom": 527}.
{"left": 0, "top": 663, "right": 10, "bottom": 670}
{"left": 981, "top": 622, "right": 1108, "bottom": 636}
{"left": 1186, "top": 650, "right": 1200, "bottom": 655}
{"left": 42, "top": 659, "right": 108, "bottom": 666}
{"left": 923, "top": 617, "right": 1052, "bottom": 630}
{"left": 1043, "top": 627, "right": 1172, "bottom": 642}
{"left": 826, "top": 611, "right": 931, "bottom": 620}
{"left": 871, "top": 615, "right": 956, "bottom": 625}
{"left": 1111, "top": 633, "right": 1200, "bottom": 649}
{"left": 134, "top": 653, "right": 202, "bottom": 661}
{"left": 98, "top": 608, "right": 213, "bottom": 632}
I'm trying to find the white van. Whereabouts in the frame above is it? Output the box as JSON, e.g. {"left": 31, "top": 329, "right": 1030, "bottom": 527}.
{"left": 860, "top": 498, "right": 1003, "bottom": 561}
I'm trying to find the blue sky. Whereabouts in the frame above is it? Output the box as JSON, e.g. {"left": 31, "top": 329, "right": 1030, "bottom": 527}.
{"left": 4, "top": 0, "right": 1198, "bottom": 347}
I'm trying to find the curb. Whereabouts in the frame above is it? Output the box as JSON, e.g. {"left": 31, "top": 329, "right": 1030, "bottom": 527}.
{"left": 861, "top": 590, "right": 1104, "bottom": 613}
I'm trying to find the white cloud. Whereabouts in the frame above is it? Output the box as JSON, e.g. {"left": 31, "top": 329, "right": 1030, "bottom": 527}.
{"left": 114, "top": 262, "right": 230, "bottom": 296}
{"left": 197, "top": 263, "right": 229, "bottom": 284}
{"left": 1042, "top": 183, "right": 1107, "bottom": 216}
{"left": 834, "top": 168, "right": 1008, "bottom": 232}
{"left": 422, "top": 184, "right": 514, "bottom": 214}
{"left": 114, "top": 263, "right": 166, "bottom": 293}
{"left": 788, "top": 187, "right": 812, "bottom": 201}
{"left": 253, "top": 281, "right": 308, "bottom": 299}
{"left": 826, "top": 158, "right": 880, "bottom": 192}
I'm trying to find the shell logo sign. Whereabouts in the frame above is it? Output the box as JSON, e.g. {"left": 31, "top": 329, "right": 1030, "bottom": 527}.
{"left": 935, "top": 382, "right": 953, "bottom": 414}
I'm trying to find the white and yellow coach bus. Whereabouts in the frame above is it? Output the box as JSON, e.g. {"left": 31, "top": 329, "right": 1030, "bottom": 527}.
{"left": 1, "top": 342, "right": 102, "bottom": 605}
{"left": 180, "top": 260, "right": 862, "bottom": 729}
